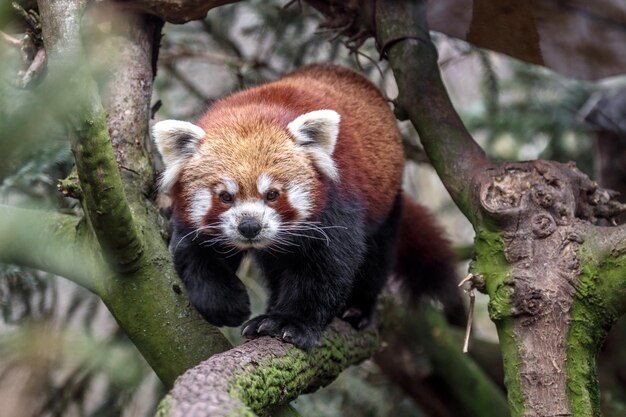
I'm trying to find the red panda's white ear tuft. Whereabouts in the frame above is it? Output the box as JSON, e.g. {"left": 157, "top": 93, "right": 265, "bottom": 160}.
{"left": 152, "top": 120, "right": 205, "bottom": 191}
{"left": 288, "top": 110, "right": 340, "bottom": 181}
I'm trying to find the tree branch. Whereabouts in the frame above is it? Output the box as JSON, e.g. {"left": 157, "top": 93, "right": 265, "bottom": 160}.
{"left": 159, "top": 319, "right": 379, "bottom": 417}
{"left": 38, "top": 0, "right": 145, "bottom": 274}
{"left": 159, "top": 300, "right": 507, "bottom": 417}
{"left": 114, "top": 0, "right": 242, "bottom": 24}
{"left": 580, "top": 223, "right": 626, "bottom": 315}
{"left": 373, "top": 1, "right": 490, "bottom": 221}
{"left": 0, "top": 205, "right": 105, "bottom": 294}
{"left": 93, "top": 9, "right": 162, "bottom": 194}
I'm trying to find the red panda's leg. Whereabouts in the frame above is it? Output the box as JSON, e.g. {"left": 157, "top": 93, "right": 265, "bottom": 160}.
{"left": 244, "top": 189, "right": 367, "bottom": 350}
{"left": 344, "top": 191, "right": 403, "bottom": 329}
{"left": 170, "top": 215, "right": 250, "bottom": 327}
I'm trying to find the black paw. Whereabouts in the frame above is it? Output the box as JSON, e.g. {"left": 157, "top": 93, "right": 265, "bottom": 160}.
{"left": 241, "top": 314, "right": 322, "bottom": 350}
{"left": 190, "top": 290, "right": 251, "bottom": 327}
{"left": 341, "top": 307, "right": 371, "bottom": 330}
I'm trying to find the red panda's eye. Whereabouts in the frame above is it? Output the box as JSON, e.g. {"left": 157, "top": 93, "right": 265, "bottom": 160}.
{"left": 219, "top": 191, "right": 233, "bottom": 203}
{"left": 266, "top": 190, "right": 279, "bottom": 202}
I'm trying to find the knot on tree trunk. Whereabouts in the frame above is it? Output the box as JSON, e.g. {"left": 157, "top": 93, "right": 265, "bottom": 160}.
{"left": 479, "top": 160, "right": 624, "bottom": 226}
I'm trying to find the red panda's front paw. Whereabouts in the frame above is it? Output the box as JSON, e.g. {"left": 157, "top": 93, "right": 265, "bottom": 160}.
{"left": 241, "top": 314, "right": 322, "bottom": 350}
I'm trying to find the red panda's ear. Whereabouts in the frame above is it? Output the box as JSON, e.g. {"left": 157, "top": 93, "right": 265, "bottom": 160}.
{"left": 152, "top": 120, "right": 205, "bottom": 191}
{"left": 288, "top": 110, "right": 340, "bottom": 181}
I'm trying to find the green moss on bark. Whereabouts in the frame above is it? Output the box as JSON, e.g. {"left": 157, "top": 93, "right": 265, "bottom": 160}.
{"left": 565, "top": 243, "right": 625, "bottom": 417}
{"left": 471, "top": 228, "right": 525, "bottom": 416}
{"left": 228, "top": 327, "right": 379, "bottom": 414}
{"left": 71, "top": 101, "right": 145, "bottom": 273}
{"left": 155, "top": 394, "right": 175, "bottom": 417}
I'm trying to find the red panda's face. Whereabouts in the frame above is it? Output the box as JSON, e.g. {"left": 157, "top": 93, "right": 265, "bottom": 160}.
{"left": 179, "top": 156, "right": 320, "bottom": 250}
{"left": 152, "top": 110, "right": 340, "bottom": 250}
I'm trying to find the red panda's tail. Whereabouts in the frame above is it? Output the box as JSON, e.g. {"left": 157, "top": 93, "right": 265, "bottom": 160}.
{"left": 394, "top": 195, "right": 465, "bottom": 325}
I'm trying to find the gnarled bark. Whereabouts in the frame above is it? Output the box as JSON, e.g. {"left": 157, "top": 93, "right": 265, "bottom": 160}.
{"left": 472, "top": 161, "right": 626, "bottom": 416}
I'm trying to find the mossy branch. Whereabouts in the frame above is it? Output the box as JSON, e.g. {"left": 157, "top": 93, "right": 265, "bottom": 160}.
{"left": 159, "top": 319, "right": 379, "bottom": 417}
{"left": 38, "top": 0, "right": 145, "bottom": 274}
{"left": 584, "top": 223, "right": 626, "bottom": 314}
{"left": 159, "top": 300, "right": 507, "bottom": 417}
{"left": 0, "top": 205, "right": 105, "bottom": 294}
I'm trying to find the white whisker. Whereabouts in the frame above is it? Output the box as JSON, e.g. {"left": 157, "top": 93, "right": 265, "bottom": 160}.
{"left": 280, "top": 231, "right": 329, "bottom": 245}
{"left": 174, "top": 223, "right": 222, "bottom": 251}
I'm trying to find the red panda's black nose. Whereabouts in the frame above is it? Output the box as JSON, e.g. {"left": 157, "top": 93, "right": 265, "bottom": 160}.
{"left": 238, "top": 217, "right": 262, "bottom": 239}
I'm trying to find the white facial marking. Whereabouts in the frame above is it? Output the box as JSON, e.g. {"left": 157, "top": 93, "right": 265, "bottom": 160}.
{"left": 189, "top": 189, "right": 212, "bottom": 226}
{"left": 257, "top": 173, "right": 273, "bottom": 195}
{"left": 215, "top": 177, "right": 239, "bottom": 196}
{"left": 287, "top": 184, "right": 313, "bottom": 219}
{"left": 219, "top": 200, "right": 280, "bottom": 249}
{"left": 223, "top": 177, "right": 238, "bottom": 195}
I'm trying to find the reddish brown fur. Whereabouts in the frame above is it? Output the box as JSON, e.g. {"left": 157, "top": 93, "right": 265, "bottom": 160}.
{"left": 177, "top": 64, "right": 404, "bottom": 226}
{"left": 396, "top": 195, "right": 458, "bottom": 301}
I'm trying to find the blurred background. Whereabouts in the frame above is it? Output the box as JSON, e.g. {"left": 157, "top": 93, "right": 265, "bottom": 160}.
{"left": 0, "top": 0, "right": 625, "bottom": 416}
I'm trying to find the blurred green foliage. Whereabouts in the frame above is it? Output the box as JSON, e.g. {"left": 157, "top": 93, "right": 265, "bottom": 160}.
{"left": 465, "top": 51, "right": 594, "bottom": 174}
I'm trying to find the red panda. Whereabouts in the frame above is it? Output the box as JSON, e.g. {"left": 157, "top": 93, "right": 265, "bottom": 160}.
{"left": 152, "top": 64, "right": 457, "bottom": 349}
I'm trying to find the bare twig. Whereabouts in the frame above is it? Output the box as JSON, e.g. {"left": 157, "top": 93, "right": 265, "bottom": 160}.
{"left": 462, "top": 289, "right": 475, "bottom": 353}
{"left": 159, "top": 49, "right": 244, "bottom": 67}
{"left": 0, "top": 30, "right": 22, "bottom": 47}
{"left": 18, "top": 47, "right": 46, "bottom": 87}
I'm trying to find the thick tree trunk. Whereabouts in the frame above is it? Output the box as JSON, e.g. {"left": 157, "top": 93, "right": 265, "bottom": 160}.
{"left": 582, "top": 88, "right": 626, "bottom": 415}
{"left": 471, "top": 161, "right": 626, "bottom": 416}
